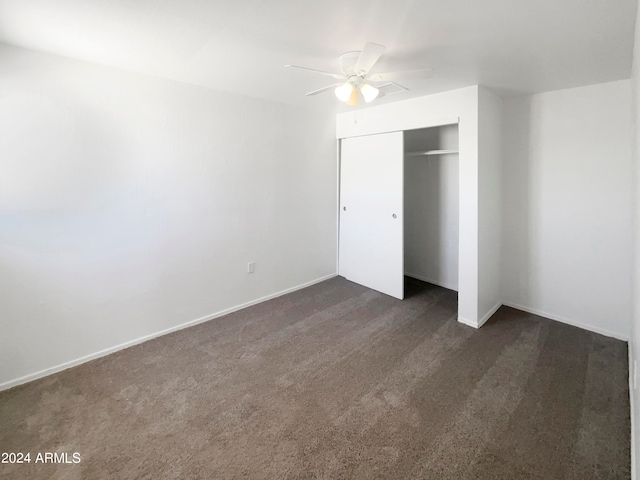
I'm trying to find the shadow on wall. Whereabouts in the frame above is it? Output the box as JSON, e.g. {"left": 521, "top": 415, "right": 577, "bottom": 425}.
{"left": 404, "top": 155, "right": 442, "bottom": 280}
{"left": 501, "top": 96, "right": 533, "bottom": 304}
{"left": 0, "top": 83, "right": 170, "bottom": 382}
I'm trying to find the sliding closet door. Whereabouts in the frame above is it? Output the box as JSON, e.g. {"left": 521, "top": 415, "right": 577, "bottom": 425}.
{"left": 339, "top": 131, "right": 404, "bottom": 299}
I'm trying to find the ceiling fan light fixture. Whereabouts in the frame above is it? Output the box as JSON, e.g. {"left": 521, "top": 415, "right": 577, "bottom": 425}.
{"left": 287, "top": 43, "right": 430, "bottom": 105}
{"left": 360, "top": 83, "right": 379, "bottom": 103}
{"left": 335, "top": 82, "right": 354, "bottom": 102}
{"left": 346, "top": 88, "right": 359, "bottom": 106}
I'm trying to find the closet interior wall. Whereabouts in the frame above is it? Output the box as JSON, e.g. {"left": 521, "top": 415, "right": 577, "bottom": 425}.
{"left": 404, "top": 124, "right": 460, "bottom": 291}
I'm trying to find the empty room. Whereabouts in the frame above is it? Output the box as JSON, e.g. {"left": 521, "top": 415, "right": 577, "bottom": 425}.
{"left": 1, "top": 1, "right": 640, "bottom": 478}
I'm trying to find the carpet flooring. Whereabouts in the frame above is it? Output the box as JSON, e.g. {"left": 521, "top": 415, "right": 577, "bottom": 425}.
{"left": 0, "top": 277, "right": 630, "bottom": 479}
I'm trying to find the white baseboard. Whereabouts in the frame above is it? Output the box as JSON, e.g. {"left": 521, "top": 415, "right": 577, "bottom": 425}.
{"left": 457, "top": 316, "right": 479, "bottom": 328}
{"left": 457, "top": 302, "right": 502, "bottom": 329}
{"left": 501, "top": 301, "right": 629, "bottom": 341}
{"left": 404, "top": 272, "right": 458, "bottom": 292}
{"left": 477, "top": 301, "right": 503, "bottom": 328}
{"left": 0, "top": 273, "right": 337, "bottom": 392}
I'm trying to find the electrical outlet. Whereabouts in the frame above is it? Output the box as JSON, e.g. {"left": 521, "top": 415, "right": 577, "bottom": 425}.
{"left": 247, "top": 262, "right": 255, "bottom": 274}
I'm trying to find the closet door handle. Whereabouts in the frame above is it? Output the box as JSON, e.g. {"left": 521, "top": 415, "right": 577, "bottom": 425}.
{"left": 392, "top": 213, "right": 397, "bottom": 219}
{"left": 343, "top": 206, "right": 347, "bottom": 211}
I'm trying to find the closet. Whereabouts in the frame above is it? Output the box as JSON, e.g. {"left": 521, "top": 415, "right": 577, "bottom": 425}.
{"left": 404, "top": 124, "right": 459, "bottom": 292}
{"left": 339, "top": 131, "right": 404, "bottom": 299}
{"left": 338, "top": 123, "right": 459, "bottom": 300}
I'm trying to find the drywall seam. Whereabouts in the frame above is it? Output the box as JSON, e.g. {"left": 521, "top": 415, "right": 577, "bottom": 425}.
{"left": 502, "top": 301, "right": 629, "bottom": 341}
{"left": 405, "top": 273, "right": 458, "bottom": 292}
{"left": 0, "top": 273, "right": 337, "bottom": 392}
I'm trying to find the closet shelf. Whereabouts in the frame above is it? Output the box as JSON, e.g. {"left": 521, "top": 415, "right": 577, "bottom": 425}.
{"left": 405, "top": 149, "right": 459, "bottom": 156}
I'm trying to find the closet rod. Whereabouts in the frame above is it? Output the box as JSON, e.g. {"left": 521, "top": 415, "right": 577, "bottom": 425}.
{"left": 405, "top": 149, "right": 459, "bottom": 156}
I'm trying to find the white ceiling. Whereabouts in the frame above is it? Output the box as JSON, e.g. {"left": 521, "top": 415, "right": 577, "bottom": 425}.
{"left": 0, "top": 0, "right": 637, "bottom": 110}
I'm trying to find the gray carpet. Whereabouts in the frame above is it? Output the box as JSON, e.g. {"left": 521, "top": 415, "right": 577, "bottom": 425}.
{"left": 0, "top": 277, "right": 630, "bottom": 479}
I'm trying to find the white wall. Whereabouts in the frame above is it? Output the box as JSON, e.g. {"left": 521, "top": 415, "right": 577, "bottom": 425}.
{"left": 501, "top": 79, "right": 633, "bottom": 340}
{"left": 477, "top": 87, "right": 503, "bottom": 326}
{"left": 404, "top": 126, "right": 459, "bottom": 290}
{"left": 0, "top": 44, "right": 337, "bottom": 388}
{"left": 630, "top": 3, "right": 640, "bottom": 478}
{"left": 336, "top": 86, "right": 480, "bottom": 326}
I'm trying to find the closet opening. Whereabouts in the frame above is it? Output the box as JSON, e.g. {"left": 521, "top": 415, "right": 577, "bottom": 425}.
{"left": 403, "top": 124, "right": 460, "bottom": 297}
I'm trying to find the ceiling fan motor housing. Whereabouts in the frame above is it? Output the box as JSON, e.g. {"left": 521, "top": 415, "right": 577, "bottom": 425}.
{"left": 339, "top": 51, "right": 362, "bottom": 77}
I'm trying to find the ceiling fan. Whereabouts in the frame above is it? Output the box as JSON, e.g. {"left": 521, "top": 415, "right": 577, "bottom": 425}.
{"left": 285, "top": 43, "right": 432, "bottom": 106}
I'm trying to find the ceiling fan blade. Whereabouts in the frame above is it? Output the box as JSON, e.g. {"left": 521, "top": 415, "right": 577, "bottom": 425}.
{"left": 354, "top": 43, "right": 385, "bottom": 76}
{"left": 305, "top": 84, "right": 341, "bottom": 96}
{"left": 285, "top": 65, "right": 344, "bottom": 80}
{"left": 368, "top": 68, "right": 432, "bottom": 82}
